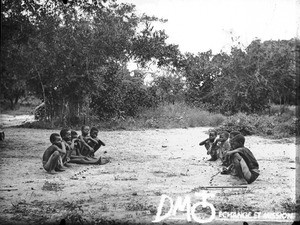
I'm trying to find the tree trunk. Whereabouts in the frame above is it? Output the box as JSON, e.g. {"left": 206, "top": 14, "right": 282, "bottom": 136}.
{"left": 35, "top": 66, "right": 47, "bottom": 121}
{"left": 9, "top": 99, "right": 14, "bottom": 110}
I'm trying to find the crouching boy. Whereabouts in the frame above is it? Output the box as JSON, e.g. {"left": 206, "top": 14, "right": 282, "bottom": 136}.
{"left": 42, "top": 133, "right": 66, "bottom": 174}
{"left": 199, "top": 129, "right": 219, "bottom": 161}
{"left": 224, "top": 134, "right": 260, "bottom": 184}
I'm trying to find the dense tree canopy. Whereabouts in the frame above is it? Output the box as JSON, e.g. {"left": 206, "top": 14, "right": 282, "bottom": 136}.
{"left": 182, "top": 39, "right": 296, "bottom": 114}
{"left": 0, "top": 0, "right": 297, "bottom": 124}
{"left": 1, "top": 0, "right": 181, "bottom": 123}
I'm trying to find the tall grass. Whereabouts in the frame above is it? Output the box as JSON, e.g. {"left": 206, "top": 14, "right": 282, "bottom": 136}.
{"left": 97, "top": 102, "right": 226, "bottom": 130}
{"left": 14, "top": 102, "right": 298, "bottom": 138}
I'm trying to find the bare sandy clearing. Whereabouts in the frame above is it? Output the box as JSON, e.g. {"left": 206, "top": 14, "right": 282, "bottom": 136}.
{"left": 0, "top": 114, "right": 35, "bottom": 128}
{"left": 0, "top": 127, "right": 296, "bottom": 225}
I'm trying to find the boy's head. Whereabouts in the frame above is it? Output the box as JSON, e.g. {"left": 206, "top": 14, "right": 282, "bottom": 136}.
{"left": 229, "top": 131, "right": 241, "bottom": 140}
{"left": 208, "top": 129, "right": 217, "bottom": 141}
{"left": 81, "top": 125, "right": 90, "bottom": 136}
{"left": 60, "top": 128, "right": 71, "bottom": 142}
{"left": 219, "top": 131, "right": 229, "bottom": 142}
{"left": 71, "top": 130, "right": 78, "bottom": 140}
{"left": 230, "top": 134, "right": 245, "bottom": 150}
{"left": 50, "top": 133, "right": 61, "bottom": 144}
{"left": 90, "top": 127, "right": 99, "bottom": 139}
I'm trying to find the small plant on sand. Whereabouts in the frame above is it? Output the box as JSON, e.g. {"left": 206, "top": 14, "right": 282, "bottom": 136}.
{"left": 280, "top": 198, "right": 297, "bottom": 213}
{"left": 41, "top": 181, "right": 64, "bottom": 192}
{"left": 61, "top": 201, "right": 86, "bottom": 225}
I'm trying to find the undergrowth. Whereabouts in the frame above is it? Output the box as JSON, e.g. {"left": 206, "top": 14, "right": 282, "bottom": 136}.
{"left": 12, "top": 103, "right": 297, "bottom": 138}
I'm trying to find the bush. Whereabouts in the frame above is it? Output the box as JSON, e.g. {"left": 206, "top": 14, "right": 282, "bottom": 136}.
{"left": 269, "top": 104, "right": 295, "bottom": 116}
{"left": 17, "top": 121, "right": 56, "bottom": 129}
{"left": 89, "top": 103, "right": 226, "bottom": 130}
{"left": 217, "top": 111, "right": 297, "bottom": 138}
{"left": 273, "top": 118, "right": 298, "bottom": 138}
{"left": 217, "top": 113, "right": 256, "bottom": 136}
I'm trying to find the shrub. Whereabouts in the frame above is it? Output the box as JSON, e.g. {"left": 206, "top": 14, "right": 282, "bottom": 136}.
{"left": 273, "top": 118, "right": 298, "bottom": 138}
{"left": 217, "top": 111, "right": 297, "bottom": 138}
{"left": 209, "top": 113, "right": 226, "bottom": 127}
{"left": 269, "top": 104, "right": 295, "bottom": 116}
{"left": 217, "top": 113, "right": 256, "bottom": 136}
{"left": 17, "top": 121, "right": 55, "bottom": 129}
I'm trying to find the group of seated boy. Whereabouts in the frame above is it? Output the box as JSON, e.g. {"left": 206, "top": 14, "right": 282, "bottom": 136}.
{"left": 42, "top": 125, "right": 109, "bottom": 174}
{"left": 200, "top": 130, "right": 260, "bottom": 184}
{"left": 43, "top": 126, "right": 259, "bottom": 184}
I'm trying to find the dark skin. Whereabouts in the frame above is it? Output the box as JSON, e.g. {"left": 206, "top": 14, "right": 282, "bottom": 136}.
{"left": 42, "top": 136, "right": 66, "bottom": 174}
{"left": 79, "top": 126, "right": 95, "bottom": 154}
{"left": 61, "top": 130, "right": 73, "bottom": 165}
{"left": 215, "top": 132, "right": 228, "bottom": 143}
{"left": 43, "top": 136, "right": 66, "bottom": 162}
{"left": 199, "top": 131, "right": 218, "bottom": 161}
{"left": 225, "top": 139, "right": 241, "bottom": 156}
{"left": 89, "top": 130, "right": 105, "bottom": 151}
{"left": 209, "top": 132, "right": 217, "bottom": 142}
{"left": 70, "top": 133, "right": 83, "bottom": 156}
{"left": 62, "top": 130, "right": 107, "bottom": 165}
{"left": 70, "top": 134, "right": 94, "bottom": 160}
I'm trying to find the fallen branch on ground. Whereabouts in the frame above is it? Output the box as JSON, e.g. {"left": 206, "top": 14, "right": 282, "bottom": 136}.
{"left": 198, "top": 185, "right": 247, "bottom": 189}
{"left": 0, "top": 188, "right": 18, "bottom": 191}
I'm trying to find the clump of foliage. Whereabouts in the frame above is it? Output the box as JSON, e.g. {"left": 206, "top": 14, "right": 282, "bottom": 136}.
{"left": 95, "top": 102, "right": 225, "bottom": 130}
{"left": 1, "top": 0, "right": 182, "bottom": 125}
{"left": 216, "top": 113, "right": 256, "bottom": 136}
{"left": 1, "top": 0, "right": 297, "bottom": 132}
{"left": 217, "top": 108, "right": 297, "bottom": 137}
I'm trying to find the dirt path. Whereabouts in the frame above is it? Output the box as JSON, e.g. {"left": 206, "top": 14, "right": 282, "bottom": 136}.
{"left": 0, "top": 114, "right": 35, "bottom": 128}
{"left": 0, "top": 127, "right": 296, "bottom": 225}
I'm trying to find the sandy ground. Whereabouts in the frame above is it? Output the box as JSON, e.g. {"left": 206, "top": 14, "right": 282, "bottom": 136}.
{"left": 0, "top": 114, "right": 35, "bottom": 128}
{"left": 0, "top": 117, "right": 298, "bottom": 225}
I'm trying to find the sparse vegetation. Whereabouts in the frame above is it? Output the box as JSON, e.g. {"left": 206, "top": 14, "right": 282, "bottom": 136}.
{"left": 217, "top": 105, "right": 297, "bottom": 138}
{"left": 11, "top": 102, "right": 297, "bottom": 138}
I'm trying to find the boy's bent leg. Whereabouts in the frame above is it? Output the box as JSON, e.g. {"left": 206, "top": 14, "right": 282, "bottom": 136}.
{"left": 232, "top": 153, "right": 260, "bottom": 184}
{"left": 232, "top": 153, "right": 243, "bottom": 178}
{"left": 96, "top": 157, "right": 110, "bottom": 165}
{"left": 43, "top": 151, "right": 60, "bottom": 174}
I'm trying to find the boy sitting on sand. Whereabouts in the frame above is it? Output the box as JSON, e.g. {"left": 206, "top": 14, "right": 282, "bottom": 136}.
{"left": 89, "top": 127, "right": 106, "bottom": 157}
{"left": 214, "top": 131, "right": 230, "bottom": 164}
{"left": 222, "top": 131, "right": 241, "bottom": 166}
{"left": 42, "top": 133, "right": 67, "bottom": 174}
{"left": 222, "top": 134, "right": 260, "bottom": 184}
{"left": 199, "top": 129, "right": 219, "bottom": 161}
{"left": 61, "top": 128, "right": 109, "bottom": 165}
{"left": 78, "top": 125, "right": 96, "bottom": 157}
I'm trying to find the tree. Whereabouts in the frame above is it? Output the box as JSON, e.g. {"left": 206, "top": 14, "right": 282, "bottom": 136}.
{"left": 1, "top": 0, "right": 182, "bottom": 123}
{"left": 0, "top": 0, "right": 36, "bottom": 109}
{"left": 208, "top": 39, "right": 295, "bottom": 114}
{"left": 183, "top": 50, "right": 217, "bottom": 106}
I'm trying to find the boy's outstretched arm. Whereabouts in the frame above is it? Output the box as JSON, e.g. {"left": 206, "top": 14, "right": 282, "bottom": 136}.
{"left": 85, "top": 136, "right": 98, "bottom": 144}
{"left": 224, "top": 148, "right": 242, "bottom": 156}
{"left": 199, "top": 139, "right": 208, "bottom": 146}
{"left": 79, "top": 136, "right": 94, "bottom": 152}
{"left": 98, "top": 139, "right": 105, "bottom": 146}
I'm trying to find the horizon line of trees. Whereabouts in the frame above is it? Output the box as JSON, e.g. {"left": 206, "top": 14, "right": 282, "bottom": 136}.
{"left": 1, "top": 0, "right": 298, "bottom": 125}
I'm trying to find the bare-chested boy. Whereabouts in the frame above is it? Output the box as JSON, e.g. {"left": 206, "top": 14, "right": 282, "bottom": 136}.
{"left": 222, "top": 134, "right": 260, "bottom": 184}
{"left": 61, "top": 128, "right": 109, "bottom": 165}
{"left": 89, "top": 127, "right": 105, "bottom": 156}
{"left": 199, "top": 129, "right": 219, "bottom": 161}
{"left": 229, "top": 131, "right": 241, "bottom": 139}
{"left": 78, "top": 125, "right": 96, "bottom": 157}
{"left": 222, "top": 131, "right": 241, "bottom": 166}
{"left": 42, "top": 133, "right": 67, "bottom": 174}
{"left": 214, "top": 131, "right": 230, "bottom": 164}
